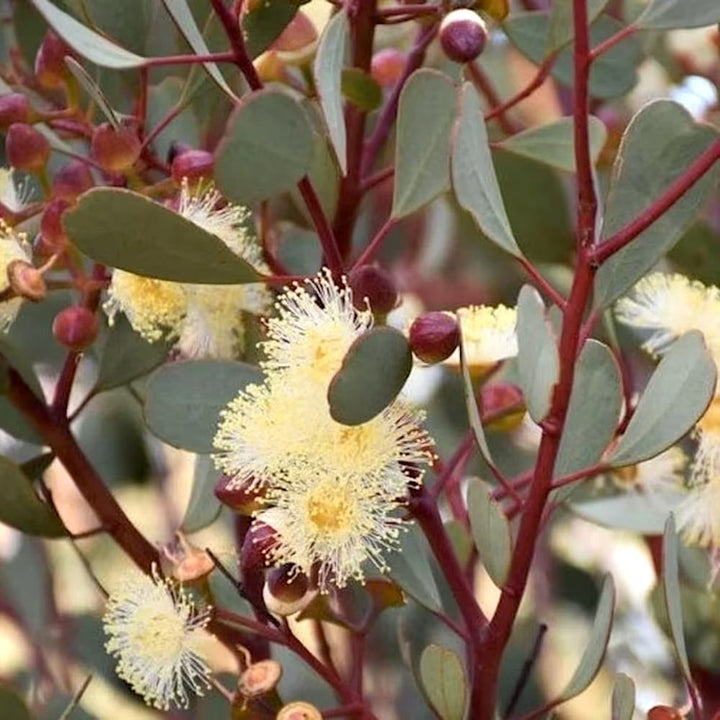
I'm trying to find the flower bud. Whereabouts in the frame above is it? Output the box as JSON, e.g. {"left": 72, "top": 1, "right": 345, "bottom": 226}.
{"left": 277, "top": 701, "right": 322, "bottom": 720}
{"left": 40, "top": 198, "right": 71, "bottom": 253}
{"left": 52, "top": 160, "right": 94, "bottom": 201}
{"left": 34, "top": 31, "right": 73, "bottom": 89}
{"left": 348, "top": 264, "right": 397, "bottom": 315}
{"left": 52, "top": 306, "right": 98, "bottom": 350}
{"left": 481, "top": 382, "right": 525, "bottom": 432}
{"left": 237, "top": 660, "right": 282, "bottom": 699}
{"left": 240, "top": 520, "right": 277, "bottom": 571}
{"left": 163, "top": 535, "right": 215, "bottom": 583}
{"left": 439, "top": 9, "right": 488, "bottom": 64}
{"left": 0, "top": 94, "right": 31, "bottom": 129}
{"left": 409, "top": 311, "right": 460, "bottom": 363}
{"left": 167, "top": 142, "right": 194, "bottom": 165}
{"left": 90, "top": 123, "right": 141, "bottom": 172}
{"left": 7, "top": 261, "right": 46, "bottom": 302}
{"left": 171, "top": 149, "right": 214, "bottom": 185}
{"left": 215, "top": 475, "right": 265, "bottom": 514}
{"left": 272, "top": 11, "right": 318, "bottom": 65}
{"left": 647, "top": 709, "right": 682, "bottom": 720}
{"left": 266, "top": 564, "right": 309, "bottom": 604}
{"left": 6, "top": 123, "right": 50, "bottom": 172}
{"left": 370, "top": 49, "right": 406, "bottom": 88}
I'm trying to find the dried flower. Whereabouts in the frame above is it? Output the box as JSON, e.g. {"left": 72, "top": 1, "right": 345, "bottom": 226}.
{"left": 445, "top": 304, "right": 518, "bottom": 370}
{"left": 103, "top": 565, "right": 211, "bottom": 710}
{"left": 0, "top": 223, "right": 31, "bottom": 330}
{"left": 615, "top": 273, "right": 718, "bottom": 357}
{"left": 104, "top": 183, "right": 271, "bottom": 358}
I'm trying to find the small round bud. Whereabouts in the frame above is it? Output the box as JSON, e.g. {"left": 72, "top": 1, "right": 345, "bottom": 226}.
{"left": 0, "top": 93, "right": 31, "bottom": 129}
{"left": 439, "top": 9, "right": 488, "bottom": 64}
{"left": 171, "top": 149, "right": 214, "bottom": 185}
{"left": 40, "top": 198, "right": 71, "bottom": 253}
{"left": 238, "top": 660, "right": 283, "bottom": 698}
{"left": 34, "top": 31, "right": 73, "bottom": 89}
{"left": 348, "top": 265, "right": 397, "bottom": 315}
{"left": 52, "top": 306, "right": 98, "bottom": 350}
{"left": 6, "top": 123, "right": 50, "bottom": 172}
{"left": 90, "top": 123, "right": 141, "bottom": 172}
{"left": 52, "top": 160, "right": 94, "bottom": 201}
{"left": 7, "top": 261, "right": 46, "bottom": 302}
{"left": 240, "top": 520, "right": 278, "bottom": 571}
{"left": 266, "top": 564, "right": 309, "bottom": 604}
{"left": 215, "top": 475, "right": 265, "bottom": 514}
{"left": 647, "top": 709, "right": 683, "bottom": 720}
{"left": 481, "top": 382, "right": 525, "bottom": 432}
{"left": 277, "top": 701, "right": 323, "bottom": 720}
{"left": 409, "top": 311, "right": 460, "bottom": 363}
{"left": 371, "top": 49, "right": 406, "bottom": 88}
{"left": 273, "top": 11, "right": 318, "bottom": 65}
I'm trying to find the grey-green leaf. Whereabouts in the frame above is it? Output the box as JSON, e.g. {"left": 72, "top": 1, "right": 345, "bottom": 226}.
{"left": 516, "top": 285, "right": 559, "bottom": 422}
{"left": 663, "top": 515, "right": 692, "bottom": 678}
{"left": 243, "top": 0, "right": 298, "bottom": 59}
{"left": 161, "top": 0, "right": 238, "bottom": 100}
{"left": 554, "top": 340, "right": 621, "bottom": 479}
{"left": 215, "top": 90, "right": 315, "bottom": 206}
{"left": 314, "top": 10, "right": 348, "bottom": 175}
{"left": 636, "top": 0, "right": 720, "bottom": 29}
{"left": 560, "top": 574, "right": 615, "bottom": 701}
{"left": 419, "top": 644, "right": 467, "bottom": 720}
{"left": 144, "top": 360, "right": 263, "bottom": 453}
{"left": 392, "top": 70, "right": 456, "bottom": 219}
{"left": 595, "top": 100, "right": 719, "bottom": 307}
{"left": 611, "top": 673, "right": 636, "bottom": 720}
{"left": 546, "top": 0, "right": 611, "bottom": 52}
{"left": 460, "top": 330, "right": 494, "bottom": 465}
{"left": 64, "top": 57, "right": 120, "bottom": 128}
{"left": 609, "top": 331, "right": 716, "bottom": 467}
{"left": 327, "top": 327, "right": 412, "bottom": 426}
{"left": 30, "top": 0, "right": 147, "bottom": 68}
{"left": 467, "top": 478, "right": 512, "bottom": 588}
{"left": 95, "top": 316, "right": 170, "bottom": 392}
{"left": 182, "top": 455, "right": 222, "bottom": 533}
{"left": 0, "top": 456, "right": 65, "bottom": 537}
{"left": 0, "top": 336, "right": 44, "bottom": 444}
{"left": 64, "top": 188, "right": 261, "bottom": 284}
{"left": 452, "top": 83, "right": 522, "bottom": 257}
{"left": 498, "top": 117, "right": 607, "bottom": 173}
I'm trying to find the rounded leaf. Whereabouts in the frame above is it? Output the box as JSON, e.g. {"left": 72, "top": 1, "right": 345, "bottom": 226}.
{"left": 419, "top": 644, "right": 467, "bottom": 720}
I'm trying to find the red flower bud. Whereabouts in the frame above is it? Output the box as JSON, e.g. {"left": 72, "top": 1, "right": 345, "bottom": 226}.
{"left": 34, "top": 31, "right": 73, "bottom": 89}
{"left": 439, "top": 9, "right": 488, "bottom": 64}
{"left": 241, "top": 520, "right": 278, "bottom": 571}
{"left": 266, "top": 564, "right": 309, "bottom": 604}
{"left": 272, "top": 10, "right": 317, "bottom": 54}
{"left": 6, "top": 123, "right": 50, "bottom": 172}
{"left": 0, "top": 94, "right": 31, "bottom": 129}
{"left": 481, "top": 382, "right": 525, "bottom": 431}
{"left": 40, "top": 198, "right": 71, "bottom": 252}
{"left": 371, "top": 49, "right": 406, "bottom": 89}
{"left": 647, "top": 708, "right": 683, "bottom": 720}
{"left": 52, "top": 306, "right": 98, "bottom": 351}
{"left": 409, "top": 311, "right": 460, "bottom": 363}
{"left": 171, "top": 149, "right": 214, "bottom": 185}
{"left": 215, "top": 475, "right": 265, "bottom": 514}
{"left": 7, "top": 261, "right": 46, "bottom": 302}
{"left": 348, "top": 264, "right": 398, "bottom": 315}
{"left": 52, "top": 160, "right": 94, "bottom": 201}
{"left": 90, "top": 123, "right": 141, "bottom": 172}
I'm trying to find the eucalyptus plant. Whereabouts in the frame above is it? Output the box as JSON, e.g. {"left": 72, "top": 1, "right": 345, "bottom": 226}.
{"left": 0, "top": 0, "right": 719, "bottom": 719}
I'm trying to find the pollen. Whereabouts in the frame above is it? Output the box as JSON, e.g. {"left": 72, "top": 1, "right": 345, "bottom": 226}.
{"left": 103, "top": 565, "right": 211, "bottom": 710}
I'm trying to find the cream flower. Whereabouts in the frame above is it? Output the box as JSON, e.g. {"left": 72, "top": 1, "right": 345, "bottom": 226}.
{"left": 104, "top": 183, "right": 271, "bottom": 358}
{"left": 256, "top": 469, "right": 406, "bottom": 590}
{"left": 615, "top": 273, "right": 719, "bottom": 357}
{"left": 0, "top": 223, "right": 31, "bottom": 331}
{"left": 607, "top": 447, "right": 687, "bottom": 494}
{"left": 677, "top": 475, "right": 720, "bottom": 548}
{"left": 261, "top": 269, "right": 373, "bottom": 384}
{"left": 103, "top": 565, "right": 211, "bottom": 710}
{"left": 0, "top": 168, "right": 30, "bottom": 214}
{"left": 445, "top": 304, "right": 518, "bottom": 370}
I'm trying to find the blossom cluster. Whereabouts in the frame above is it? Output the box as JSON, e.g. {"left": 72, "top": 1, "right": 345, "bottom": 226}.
{"left": 214, "top": 270, "right": 435, "bottom": 590}
{"left": 616, "top": 273, "right": 720, "bottom": 547}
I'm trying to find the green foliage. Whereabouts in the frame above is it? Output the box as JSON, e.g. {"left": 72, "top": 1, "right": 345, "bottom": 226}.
{"left": 328, "top": 327, "right": 412, "bottom": 425}
{"left": 392, "top": 70, "right": 456, "bottom": 219}
{"left": 215, "top": 90, "right": 315, "bottom": 206}
{"left": 65, "top": 188, "right": 261, "bottom": 283}
{"left": 419, "top": 644, "right": 468, "bottom": 720}
{"left": 144, "top": 360, "right": 263, "bottom": 453}
{"left": 636, "top": 0, "right": 720, "bottom": 29}
{"left": 243, "top": 0, "right": 299, "bottom": 59}
{"left": 182, "top": 455, "right": 222, "bottom": 532}
{"left": 0, "top": 686, "right": 33, "bottom": 720}
{"left": 611, "top": 673, "right": 636, "bottom": 720}
{"left": 341, "top": 68, "right": 382, "bottom": 111}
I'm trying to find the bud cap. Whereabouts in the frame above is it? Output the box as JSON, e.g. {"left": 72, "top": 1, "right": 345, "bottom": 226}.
{"left": 237, "top": 660, "right": 283, "bottom": 698}
{"left": 348, "top": 265, "right": 397, "bottom": 315}
{"left": 6, "top": 123, "right": 50, "bottom": 172}
{"left": 409, "top": 311, "right": 460, "bottom": 364}
{"left": 90, "top": 123, "right": 141, "bottom": 172}
{"left": 52, "top": 306, "right": 98, "bottom": 350}
{"left": 439, "top": 9, "right": 488, "bottom": 64}
{"left": 7, "top": 261, "right": 46, "bottom": 302}
{"left": 0, "top": 94, "right": 31, "bottom": 129}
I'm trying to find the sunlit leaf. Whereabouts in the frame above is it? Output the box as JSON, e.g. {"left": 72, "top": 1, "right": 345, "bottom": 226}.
{"left": 419, "top": 644, "right": 467, "bottom": 720}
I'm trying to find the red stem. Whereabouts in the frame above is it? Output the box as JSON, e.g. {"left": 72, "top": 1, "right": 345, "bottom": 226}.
{"left": 591, "top": 137, "right": 720, "bottom": 264}
{"left": 466, "top": 62, "right": 519, "bottom": 136}
{"left": 298, "top": 177, "right": 344, "bottom": 274}
{"left": 352, "top": 218, "right": 396, "bottom": 268}
{"left": 589, "top": 24, "right": 637, "bottom": 61}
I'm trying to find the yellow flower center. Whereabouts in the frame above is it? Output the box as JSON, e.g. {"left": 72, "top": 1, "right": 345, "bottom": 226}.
{"left": 305, "top": 482, "right": 357, "bottom": 536}
{"left": 126, "top": 604, "right": 186, "bottom": 663}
